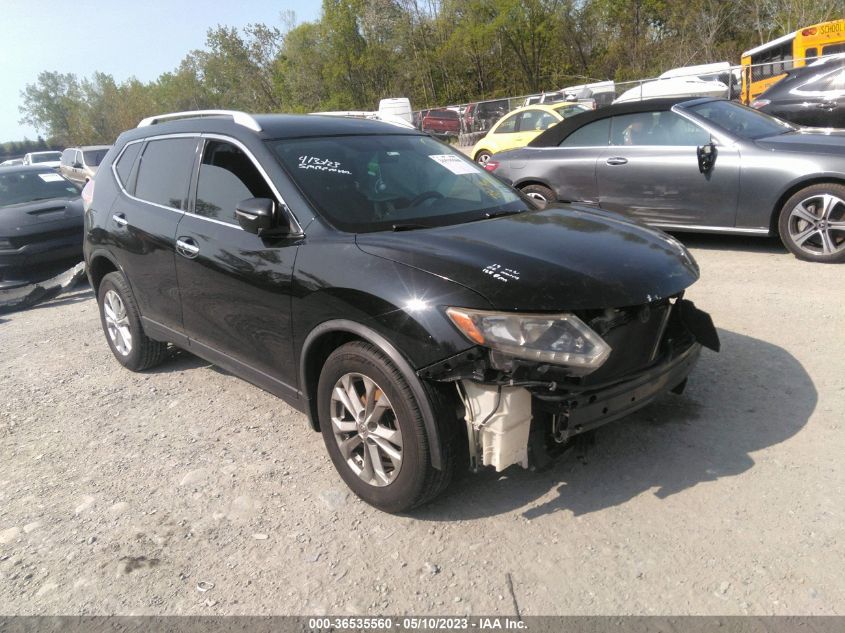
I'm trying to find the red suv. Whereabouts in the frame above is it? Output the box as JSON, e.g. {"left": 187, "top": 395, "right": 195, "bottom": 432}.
{"left": 421, "top": 109, "right": 460, "bottom": 136}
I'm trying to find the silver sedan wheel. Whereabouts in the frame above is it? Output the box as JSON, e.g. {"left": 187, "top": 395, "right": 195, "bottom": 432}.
{"left": 103, "top": 289, "right": 132, "bottom": 356}
{"left": 475, "top": 152, "right": 491, "bottom": 166}
{"left": 788, "top": 194, "right": 845, "bottom": 257}
{"left": 330, "top": 372, "right": 403, "bottom": 487}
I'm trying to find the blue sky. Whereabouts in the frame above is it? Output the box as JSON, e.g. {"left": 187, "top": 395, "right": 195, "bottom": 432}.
{"left": 0, "top": 0, "right": 321, "bottom": 141}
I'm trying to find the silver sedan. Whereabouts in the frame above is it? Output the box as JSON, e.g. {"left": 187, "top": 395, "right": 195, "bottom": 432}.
{"left": 489, "top": 97, "right": 845, "bottom": 263}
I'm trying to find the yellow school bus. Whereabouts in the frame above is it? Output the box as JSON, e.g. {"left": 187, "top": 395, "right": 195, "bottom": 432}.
{"left": 741, "top": 19, "right": 845, "bottom": 104}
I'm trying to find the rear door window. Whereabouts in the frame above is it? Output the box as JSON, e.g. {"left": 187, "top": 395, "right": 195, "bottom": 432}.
{"left": 559, "top": 118, "right": 611, "bottom": 147}
{"left": 194, "top": 140, "right": 275, "bottom": 225}
{"left": 134, "top": 138, "right": 197, "bottom": 209}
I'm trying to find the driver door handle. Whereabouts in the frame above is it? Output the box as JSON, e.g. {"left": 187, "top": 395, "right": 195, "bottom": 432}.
{"left": 606, "top": 157, "right": 628, "bottom": 166}
{"left": 176, "top": 237, "right": 200, "bottom": 259}
{"left": 112, "top": 213, "right": 128, "bottom": 227}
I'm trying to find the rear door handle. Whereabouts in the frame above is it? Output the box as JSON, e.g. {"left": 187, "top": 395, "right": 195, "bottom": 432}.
{"left": 112, "top": 213, "right": 128, "bottom": 227}
{"left": 606, "top": 157, "right": 628, "bottom": 165}
{"left": 176, "top": 237, "right": 200, "bottom": 259}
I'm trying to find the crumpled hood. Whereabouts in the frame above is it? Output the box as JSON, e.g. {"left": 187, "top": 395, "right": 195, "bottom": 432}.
{"left": 356, "top": 204, "right": 700, "bottom": 311}
{"left": 756, "top": 129, "right": 845, "bottom": 156}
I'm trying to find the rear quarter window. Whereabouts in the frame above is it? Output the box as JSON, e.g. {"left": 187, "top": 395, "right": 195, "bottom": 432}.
{"left": 114, "top": 142, "right": 142, "bottom": 192}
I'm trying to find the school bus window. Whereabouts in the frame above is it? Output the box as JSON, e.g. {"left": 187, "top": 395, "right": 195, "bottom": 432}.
{"left": 823, "top": 43, "right": 845, "bottom": 55}
{"left": 805, "top": 47, "right": 817, "bottom": 61}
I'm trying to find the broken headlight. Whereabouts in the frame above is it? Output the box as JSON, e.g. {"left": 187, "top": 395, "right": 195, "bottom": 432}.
{"left": 446, "top": 307, "right": 611, "bottom": 372}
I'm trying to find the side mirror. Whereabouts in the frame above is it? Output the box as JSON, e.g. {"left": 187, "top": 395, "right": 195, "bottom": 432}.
{"left": 73, "top": 161, "right": 83, "bottom": 169}
{"left": 697, "top": 142, "right": 717, "bottom": 174}
{"left": 235, "top": 198, "right": 292, "bottom": 237}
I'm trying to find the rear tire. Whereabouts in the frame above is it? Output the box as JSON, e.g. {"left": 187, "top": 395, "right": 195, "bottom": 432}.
{"left": 97, "top": 272, "right": 169, "bottom": 371}
{"left": 317, "top": 341, "right": 457, "bottom": 513}
{"left": 520, "top": 184, "right": 556, "bottom": 208}
{"left": 778, "top": 183, "right": 845, "bottom": 263}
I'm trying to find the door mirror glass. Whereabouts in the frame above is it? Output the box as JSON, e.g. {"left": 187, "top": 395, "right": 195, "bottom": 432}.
{"left": 697, "top": 142, "right": 717, "bottom": 173}
{"left": 236, "top": 197, "right": 291, "bottom": 236}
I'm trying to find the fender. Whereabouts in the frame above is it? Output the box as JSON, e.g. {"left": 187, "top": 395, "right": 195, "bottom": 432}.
{"left": 85, "top": 248, "right": 127, "bottom": 291}
{"left": 300, "top": 319, "right": 445, "bottom": 470}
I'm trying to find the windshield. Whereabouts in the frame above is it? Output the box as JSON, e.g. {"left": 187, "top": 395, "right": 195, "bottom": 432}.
{"left": 554, "top": 103, "right": 591, "bottom": 118}
{"left": 0, "top": 170, "right": 80, "bottom": 206}
{"left": 687, "top": 100, "right": 795, "bottom": 139}
{"left": 270, "top": 134, "right": 525, "bottom": 232}
{"left": 30, "top": 152, "right": 61, "bottom": 163}
{"left": 83, "top": 149, "right": 109, "bottom": 167}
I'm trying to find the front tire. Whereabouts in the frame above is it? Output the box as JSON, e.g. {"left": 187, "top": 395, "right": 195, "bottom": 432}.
{"left": 474, "top": 150, "right": 493, "bottom": 166}
{"left": 97, "top": 271, "right": 169, "bottom": 371}
{"left": 317, "top": 341, "right": 455, "bottom": 513}
{"left": 778, "top": 183, "right": 845, "bottom": 263}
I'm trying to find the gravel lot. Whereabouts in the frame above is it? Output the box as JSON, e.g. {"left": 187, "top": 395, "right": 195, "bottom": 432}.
{"left": 1, "top": 234, "right": 843, "bottom": 616}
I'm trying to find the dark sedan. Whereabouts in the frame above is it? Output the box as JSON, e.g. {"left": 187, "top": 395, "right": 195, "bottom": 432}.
{"left": 0, "top": 165, "right": 83, "bottom": 288}
{"left": 752, "top": 57, "right": 845, "bottom": 128}
{"left": 489, "top": 97, "right": 845, "bottom": 263}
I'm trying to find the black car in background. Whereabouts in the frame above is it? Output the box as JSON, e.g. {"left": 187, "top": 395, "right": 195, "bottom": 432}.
{"left": 84, "top": 110, "right": 718, "bottom": 512}
{"left": 752, "top": 57, "right": 845, "bottom": 128}
{"left": 0, "top": 165, "right": 83, "bottom": 289}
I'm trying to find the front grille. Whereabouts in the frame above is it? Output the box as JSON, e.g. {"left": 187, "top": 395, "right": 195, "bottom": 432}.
{"left": 577, "top": 300, "right": 676, "bottom": 385}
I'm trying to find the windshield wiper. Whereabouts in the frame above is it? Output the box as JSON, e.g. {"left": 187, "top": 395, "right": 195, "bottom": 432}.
{"left": 391, "top": 223, "right": 430, "bottom": 231}
{"left": 466, "top": 209, "right": 528, "bottom": 223}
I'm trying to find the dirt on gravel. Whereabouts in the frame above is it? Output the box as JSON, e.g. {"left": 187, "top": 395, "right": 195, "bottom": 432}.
{"left": 0, "top": 235, "right": 843, "bottom": 616}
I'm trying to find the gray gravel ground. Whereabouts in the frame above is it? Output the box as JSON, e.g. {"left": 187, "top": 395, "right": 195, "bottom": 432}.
{"left": 0, "top": 234, "right": 843, "bottom": 616}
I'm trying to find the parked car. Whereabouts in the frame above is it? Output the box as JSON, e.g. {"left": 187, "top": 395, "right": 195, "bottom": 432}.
{"left": 421, "top": 108, "right": 460, "bottom": 137}
{"left": 0, "top": 158, "right": 24, "bottom": 166}
{"left": 752, "top": 57, "right": 845, "bottom": 128}
{"left": 462, "top": 99, "right": 510, "bottom": 132}
{"left": 59, "top": 145, "right": 111, "bottom": 185}
{"left": 84, "top": 109, "right": 718, "bottom": 512}
{"left": 488, "top": 97, "right": 845, "bottom": 263}
{"left": 22, "top": 151, "right": 62, "bottom": 168}
{"left": 471, "top": 103, "right": 592, "bottom": 165}
{"left": 0, "top": 165, "right": 83, "bottom": 289}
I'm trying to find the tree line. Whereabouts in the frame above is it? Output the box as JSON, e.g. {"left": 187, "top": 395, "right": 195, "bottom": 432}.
{"left": 15, "top": 0, "right": 842, "bottom": 147}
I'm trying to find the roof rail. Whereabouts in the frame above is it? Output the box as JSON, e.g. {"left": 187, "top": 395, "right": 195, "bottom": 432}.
{"left": 137, "top": 110, "right": 262, "bottom": 132}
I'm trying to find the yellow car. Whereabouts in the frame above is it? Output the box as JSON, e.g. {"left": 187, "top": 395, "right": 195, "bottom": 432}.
{"left": 471, "top": 102, "right": 592, "bottom": 165}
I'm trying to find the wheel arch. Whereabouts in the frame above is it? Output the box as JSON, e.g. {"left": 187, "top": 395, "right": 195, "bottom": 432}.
{"left": 299, "top": 320, "right": 446, "bottom": 470}
{"left": 515, "top": 178, "right": 558, "bottom": 198}
{"left": 769, "top": 175, "right": 845, "bottom": 234}
{"left": 87, "top": 251, "right": 121, "bottom": 295}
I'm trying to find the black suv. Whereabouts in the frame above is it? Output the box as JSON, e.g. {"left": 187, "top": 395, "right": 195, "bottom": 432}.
{"left": 83, "top": 110, "right": 718, "bottom": 512}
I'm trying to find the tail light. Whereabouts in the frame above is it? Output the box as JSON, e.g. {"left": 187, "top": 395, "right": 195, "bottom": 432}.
{"left": 750, "top": 99, "right": 770, "bottom": 109}
{"left": 484, "top": 160, "right": 499, "bottom": 172}
{"left": 81, "top": 178, "right": 95, "bottom": 211}
{"left": 801, "top": 27, "right": 817, "bottom": 36}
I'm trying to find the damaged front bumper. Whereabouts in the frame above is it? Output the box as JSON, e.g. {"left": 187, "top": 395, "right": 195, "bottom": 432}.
{"left": 420, "top": 298, "right": 718, "bottom": 473}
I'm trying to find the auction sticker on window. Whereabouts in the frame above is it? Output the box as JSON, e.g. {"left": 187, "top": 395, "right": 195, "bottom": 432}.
{"left": 298, "top": 155, "right": 351, "bottom": 174}
{"left": 38, "top": 173, "right": 64, "bottom": 182}
{"left": 428, "top": 154, "right": 477, "bottom": 175}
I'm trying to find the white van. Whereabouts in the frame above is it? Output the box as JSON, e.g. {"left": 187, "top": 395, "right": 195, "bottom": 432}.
{"left": 378, "top": 98, "right": 412, "bottom": 124}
